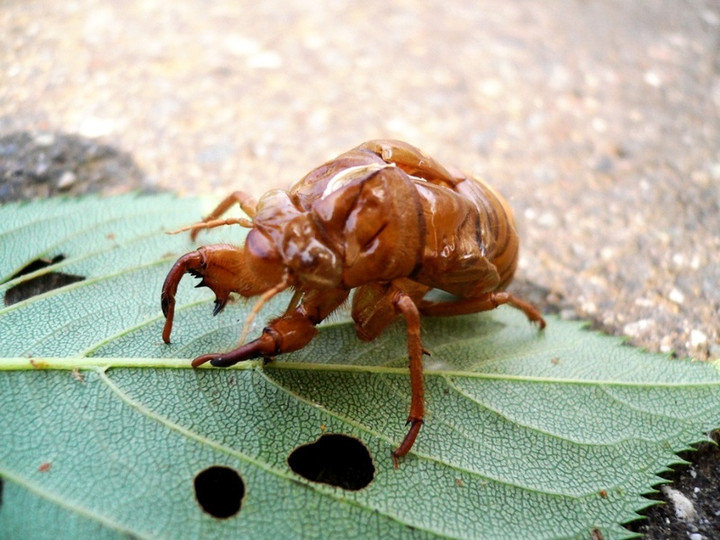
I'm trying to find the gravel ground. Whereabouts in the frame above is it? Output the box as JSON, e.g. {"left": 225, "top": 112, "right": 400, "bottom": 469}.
{"left": 2, "top": 1, "right": 719, "bottom": 537}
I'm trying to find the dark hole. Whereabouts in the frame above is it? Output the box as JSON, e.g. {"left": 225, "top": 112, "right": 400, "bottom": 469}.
{"left": 11, "top": 255, "right": 65, "bottom": 275}
{"left": 288, "top": 433, "right": 375, "bottom": 490}
{"left": 193, "top": 466, "right": 244, "bottom": 519}
{"left": 3, "top": 255, "right": 85, "bottom": 306}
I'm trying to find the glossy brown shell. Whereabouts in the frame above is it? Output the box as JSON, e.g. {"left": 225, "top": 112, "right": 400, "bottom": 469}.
{"left": 252, "top": 139, "right": 519, "bottom": 297}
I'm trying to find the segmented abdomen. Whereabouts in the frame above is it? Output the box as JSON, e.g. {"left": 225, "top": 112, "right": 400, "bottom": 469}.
{"left": 454, "top": 175, "right": 519, "bottom": 291}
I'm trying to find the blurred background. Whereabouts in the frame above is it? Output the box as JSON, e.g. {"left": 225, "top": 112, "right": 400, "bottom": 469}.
{"left": 1, "top": 0, "right": 719, "bottom": 361}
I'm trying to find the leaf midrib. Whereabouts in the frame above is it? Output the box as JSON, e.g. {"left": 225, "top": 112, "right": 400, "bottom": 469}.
{"left": 2, "top": 356, "right": 718, "bottom": 389}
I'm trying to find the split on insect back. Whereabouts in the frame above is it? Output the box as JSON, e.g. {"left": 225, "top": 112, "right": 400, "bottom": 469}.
{"left": 160, "top": 139, "right": 546, "bottom": 466}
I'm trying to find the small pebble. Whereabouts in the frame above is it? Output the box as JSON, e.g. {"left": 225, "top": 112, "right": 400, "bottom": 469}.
{"left": 537, "top": 211, "right": 558, "bottom": 228}
{"left": 709, "top": 162, "right": 720, "bottom": 181}
{"left": 34, "top": 133, "right": 55, "bottom": 146}
{"left": 623, "top": 319, "right": 653, "bottom": 338}
{"left": 702, "top": 9, "right": 720, "bottom": 26}
{"left": 57, "top": 171, "right": 77, "bottom": 190}
{"left": 690, "top": 329, "right": 708, "bottom": 348}
{"left": 247, "top": 50, "right": 283, "bottom": 69}
{"left": 661, "top": 486, "right": 698, "bottom": 522}
{"left": 591, "top": 117, "right": 608, "bottom": 133}
{"left": 659, "top": 335, "right": 674, "bottom": 353}
{"left": 668, "top": 287, "right": 685, "bottom": 305}
{"left": 644, "top": 70, "right": 662, "bottom": 87}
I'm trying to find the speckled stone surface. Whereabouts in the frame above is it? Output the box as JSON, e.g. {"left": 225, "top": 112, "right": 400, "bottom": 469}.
{"left": 2, "top": 2, "right": 719, "bottom": 535}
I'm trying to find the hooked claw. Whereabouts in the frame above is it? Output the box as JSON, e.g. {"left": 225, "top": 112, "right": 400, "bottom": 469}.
{"left": 162, "top": 251, "right": 203, "bottom": 344}
{"left": 391, "top": 418, "right": 424, "bottom": 469}
{"left": 160, "top": 248, "right": 232, "bottom": 344}
{"left": 190, "top": 330, "right": 278, "bottom": 367}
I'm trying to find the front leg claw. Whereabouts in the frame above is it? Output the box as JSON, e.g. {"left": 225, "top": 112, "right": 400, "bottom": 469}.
{"left": 161, "top": 251, "right": 204, "bottom": 344}
{"left": 191, "top": 353, "right": 222, "bottom": 368}
{"left": 161, "top": 245, "right": 243, "bottom": 344}
{"left": 191, "top": 331, "right": 278, "bottom": 368}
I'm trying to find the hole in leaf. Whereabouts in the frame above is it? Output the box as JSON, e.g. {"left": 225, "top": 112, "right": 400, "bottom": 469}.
{"left": 3, "top": 255, "right": 85, "bottom": 306}
{"left": 193, "top": 466, "right": 244, "bottom": 519}
{"left": 288, "top": 433, "right": 375, "bottom": 490}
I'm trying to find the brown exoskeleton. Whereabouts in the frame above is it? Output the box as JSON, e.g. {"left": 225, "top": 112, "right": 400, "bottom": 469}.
{"left": 161, "top": 140, "right": 545, "bottom": 465}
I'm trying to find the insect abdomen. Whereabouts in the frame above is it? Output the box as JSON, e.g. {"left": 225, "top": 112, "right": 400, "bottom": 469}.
{"left": 455, "top": 175, "right": 519, "bottom": 291}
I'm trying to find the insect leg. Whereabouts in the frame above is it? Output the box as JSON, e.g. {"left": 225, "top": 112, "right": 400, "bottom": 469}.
{"left": 189, "top": 190, "right": 258, "bottom": 241}
{"left": 419, "top": 292, "right": 546, "bottom": 329}
{"left": 161, "top": 244, "right": 282, "bottom": 344}
{"left": 391, "top": 292, "right": 425, "bottom": 467}
{"left": 352, "top": 279, "right": 430, "bottom": 341}
{"left": 191, "top": 311, "right": 317, "bottom": 367}
{"left": 351, "top": 280, "right": 430, "bottom": 464}
{"left": 161, "top": 250, "right": 204, "bottom": 343}
{"left": 203, "top": 190, "right": 258, "bottom": 219}
{"left": 192, "top": 288, "right": 349, "bottom": 368}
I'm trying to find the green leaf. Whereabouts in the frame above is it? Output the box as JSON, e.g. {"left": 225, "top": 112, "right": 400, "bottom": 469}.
{"left": 1, "top": 194, "right": 719, "bottom": 539}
